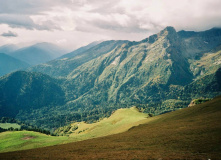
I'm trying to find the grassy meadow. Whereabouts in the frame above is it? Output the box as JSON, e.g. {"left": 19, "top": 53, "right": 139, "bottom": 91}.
{"left": 0, "top": 107, "right": 150, "bottom": 153}
{"left": 0, "top": 96, "right": 220, "bottom": 159}
{"left": 0, "top": 131, "right": 69, "bottom": 153}
{"left": 68, "top": 106, "right": 149, "bottom": 140}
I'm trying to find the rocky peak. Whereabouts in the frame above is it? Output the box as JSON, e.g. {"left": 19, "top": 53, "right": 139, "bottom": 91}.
{"left": 160, "top": 26, "right": 177, "bottom": 36}
{"left": 142, "top": 26, "right": 177, "bottom": 44}
{"left": 159, "top": 26, "right": 178, "bottom": 43}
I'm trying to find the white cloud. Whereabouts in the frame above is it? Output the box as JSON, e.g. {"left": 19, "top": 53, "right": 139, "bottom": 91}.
{"left": 0, "top": 0, "right": 221, "bottom": 50}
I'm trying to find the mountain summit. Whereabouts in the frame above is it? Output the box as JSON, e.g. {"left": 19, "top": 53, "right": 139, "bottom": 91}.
{"left": 0, "top": 26, "right": 220, "bottom": 129}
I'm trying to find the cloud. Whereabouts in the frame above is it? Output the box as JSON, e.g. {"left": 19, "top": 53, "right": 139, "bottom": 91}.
{"left": 0, "top": 14, "right": 60, "bottom": 30}
{"left": 1, "top": 0, "right": 221, "bottom": 33}
{"left": 1, "top": 31, "right": 18, "bottom": 37}
{"left": 0, "top": 0, "right": 221, "bottom": 50}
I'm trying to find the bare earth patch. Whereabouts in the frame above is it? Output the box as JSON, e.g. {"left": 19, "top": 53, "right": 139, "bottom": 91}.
{"left": 22, "top": 135, "right": 36, "bottom": 140}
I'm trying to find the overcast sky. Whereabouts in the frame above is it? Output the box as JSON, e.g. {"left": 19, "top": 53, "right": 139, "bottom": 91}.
{"left": 0, "top": 0, "right": 221, "bottom": 51}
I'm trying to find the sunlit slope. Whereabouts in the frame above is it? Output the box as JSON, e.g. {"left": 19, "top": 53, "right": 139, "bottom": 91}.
{"left": 1, "top": 96, "right": 220, "bottom": 159}
{"left": 0, "top": 131, "right": 68, "bottom": 153}
{"left": 68, "top": 107, "right": 149, "bottom": 140}
{"left": 0, "top": 107, "right": 149, "bottom": 153}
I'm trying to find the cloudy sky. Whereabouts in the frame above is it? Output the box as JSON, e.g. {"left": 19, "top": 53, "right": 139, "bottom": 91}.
{"left": 0, "top": 0, "right": 221, "bottom": 51}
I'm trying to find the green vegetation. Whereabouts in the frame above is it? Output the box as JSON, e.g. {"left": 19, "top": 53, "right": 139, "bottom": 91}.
{"left": 0, "top": 123, "right": 20, "bottom": 130}
{"left": 194, "top": 98, "right": 211, "bottom": 104}
{"left": 1, "top": 95, "right": 220, "bottom": 159}
{"left": 0, "top": 131, "right": 68, "bottom": 153}
{"left": 54, "top": 107, "right": 149, "bottom": 140}
{"left": 0, "top": 117, "right": 53, "bottom": 135}
{"left": 0, "top": 107, "right": 150, "bottom": 152}
{"left": 0, "top": 27, "right": 221, "bottom": 130}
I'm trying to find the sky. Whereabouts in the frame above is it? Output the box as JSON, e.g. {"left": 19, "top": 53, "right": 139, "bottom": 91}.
{"left": 0, "top": 0, "right": 221, "bottom": 51}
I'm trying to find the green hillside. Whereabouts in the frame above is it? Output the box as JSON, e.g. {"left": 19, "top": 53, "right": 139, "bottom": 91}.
{"left": 0, "top": 71, "right": 65, "bottom": 118}
{"left": 1, "top": 96, "right": 220, "bottom": 159}
{"left": 55, "top": 107, "right": 149, "bottom": 140}
{"left": 0, "top": 131, "right": 68, "bottom": 153}
{"left": 0, "top": 107, "right": 150, "bottom": 152}
{"left": 0, "top": 123, "right": 20, "bottom": 130}
{"left": 0, "top": 27, "right": 221, "bottom": 130}
{"left": 29, "top": 40, "right": 128, "bottom": 77}
{"left": 57, "top": 41, "right": 102, "bottom": 60}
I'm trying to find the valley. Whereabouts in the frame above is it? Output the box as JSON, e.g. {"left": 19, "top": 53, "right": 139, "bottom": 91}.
{"left": 0, "top": 26, "right": 220, "bottom": 159}
{"left": 0, "top": 1, "right": 221, "bottom": 159}
{"left": 0, "top": 27, "right": 220, "bottom": 130}
{"left": 0, "top": 95, "right": 220, "bottom": 159}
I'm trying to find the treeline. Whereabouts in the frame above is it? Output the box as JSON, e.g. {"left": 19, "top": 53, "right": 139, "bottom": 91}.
{"left": 0, "top": 117, "right": 54, "bottom": 135}
{"left": 16, "top": 100, "right": 189, "bottom": 131}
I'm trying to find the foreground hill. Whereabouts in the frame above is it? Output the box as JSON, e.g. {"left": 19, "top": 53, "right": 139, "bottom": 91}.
{"left": 0, "top": 53, "right": 29, "bottom": 77}
{"left": 1, "top": 96, "right": 220, "bottom": 159}
{"left": 0, "top": 131, "right": 68, "bottom": 153}
{"left": 55, "top": 107, "right": 149, "bottom": 140}
{"left": 0, "top": 107, "right": 149, "bottom": 153}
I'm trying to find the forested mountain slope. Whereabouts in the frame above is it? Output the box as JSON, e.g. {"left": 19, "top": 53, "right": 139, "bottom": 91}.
{"left": 1, "top": 95, "right": 220, "bottom": 159}
{"left": 0, "top": 27, "right": 220, "bottom": 129}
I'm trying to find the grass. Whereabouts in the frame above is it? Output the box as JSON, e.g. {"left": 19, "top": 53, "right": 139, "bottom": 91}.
{"left": 68, "top": 106, "right": 149, "bottom": 141}
{"left": 0, "top": 96, "right": 220, "bottom": 159}
{"left": 0, "top": 131, "right": 69, "bottom": 153}
{"left": 0, "top": 107, "right": 149, "bottom": 152}
{"left": 0, "top": 123, "right": 21, "bottom": 129}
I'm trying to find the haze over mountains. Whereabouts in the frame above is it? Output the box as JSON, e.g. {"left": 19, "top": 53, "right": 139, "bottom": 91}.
{"left": 0, "top": 53, "right": 29, "bottom": 77}
{"left": 58, "top": 41, "right": 103, "bottom": 60}
{"left": 0, "top": 26, "right": 221, "bottom": 130}
{"left": 8, "top": 42, "right": 67, "bottom": 65}
{"left": 0, "top": 44, "right": 19, "bottom": 54}
{"left": 0, "top": 42, "right": 68, "bottom": 76}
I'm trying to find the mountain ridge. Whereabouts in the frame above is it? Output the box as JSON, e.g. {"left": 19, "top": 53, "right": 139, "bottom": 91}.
{"left": 9, "top": 42, "right": 67, "bottom": 66}
{"left": 0, "top": 26, "right": 220, "bottom": 129}
{"left": 0, "top": 53, "right": 29, "bottom": 77}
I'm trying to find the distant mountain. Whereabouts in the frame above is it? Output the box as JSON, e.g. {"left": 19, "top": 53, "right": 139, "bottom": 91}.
{"left": 0, "top": 53, "right": 29, "bottom": 77}
{"left": 0, "top": 44, "right": 18, "bottom": 54}
{"left": 29, "top": 40, "right": 128, "bottom": 77}
{"left": 9, "top": 42, "right": 67, "bottom": 65}
{"left": 0, "top": 27, "right": 221, "bottom": 130}
{"left": 58, "top": 41, "right": 103, "bottom": 60}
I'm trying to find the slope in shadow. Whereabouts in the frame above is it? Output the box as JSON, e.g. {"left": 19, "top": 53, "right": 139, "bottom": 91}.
{"left": 1, "top": 96, "right": 221, "bottom": 159}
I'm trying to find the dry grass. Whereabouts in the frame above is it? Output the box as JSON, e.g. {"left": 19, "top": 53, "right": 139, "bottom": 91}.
{"left": 0, "top": 96, "right": 221, "bottom": 159}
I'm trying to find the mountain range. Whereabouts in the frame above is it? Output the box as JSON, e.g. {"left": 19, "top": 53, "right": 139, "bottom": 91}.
{"left": 0, "top": 42, "right": 67, "bottom": 77}
{"left": 0, "top": 53, "right": 29, "bottom": 77}
{"left": 8, "top": 42, "right": 67, "bottom": 65}
{"left": 0, "top": 26, "right": 221, "bottom": 130}
{"left": 0, "top": 44, "right": 19, "bottom": 54}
